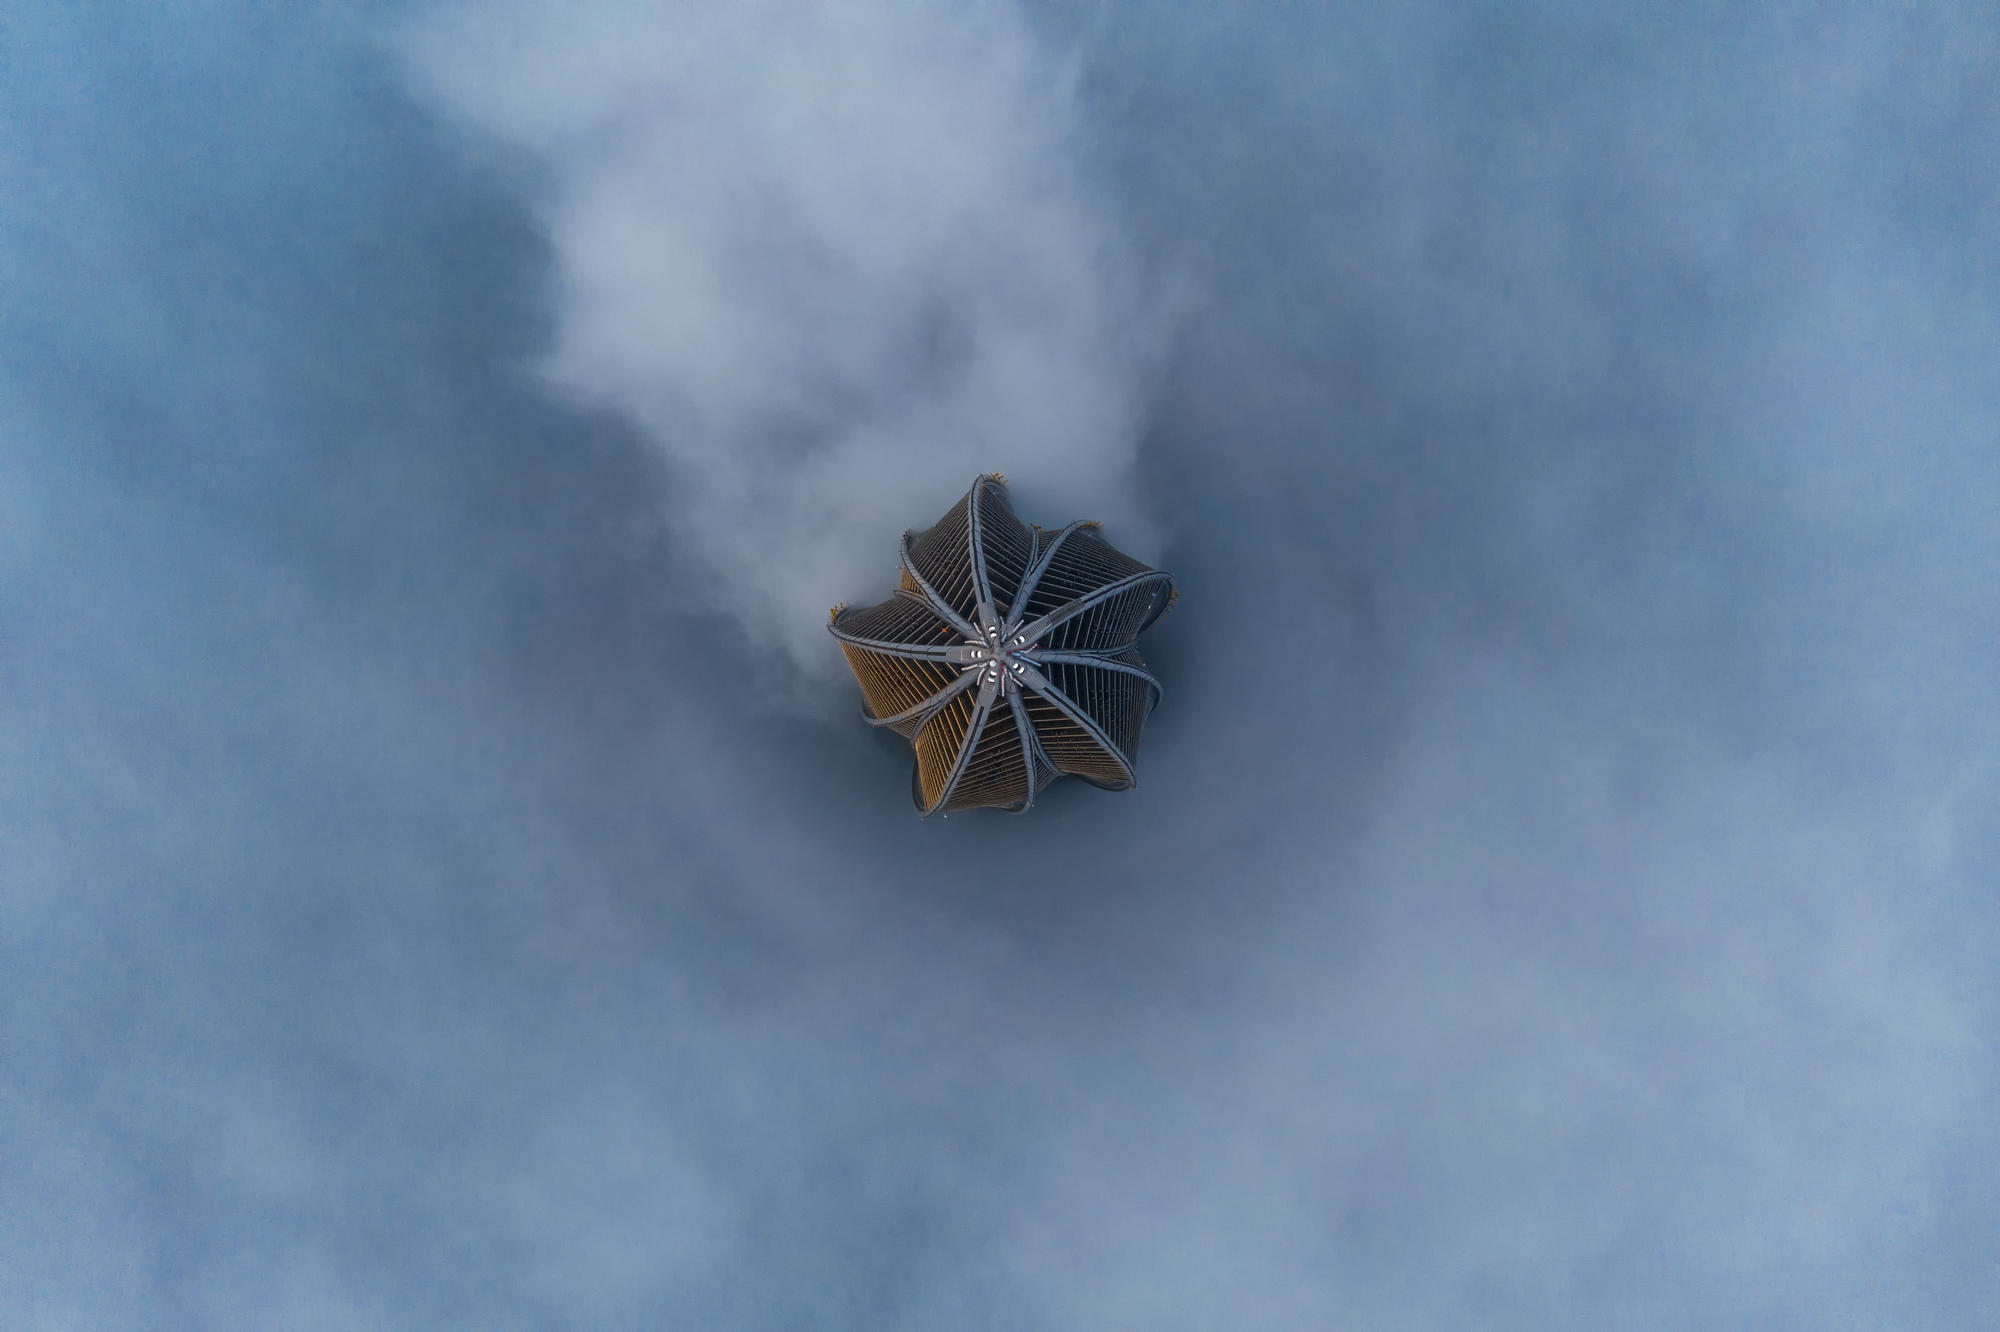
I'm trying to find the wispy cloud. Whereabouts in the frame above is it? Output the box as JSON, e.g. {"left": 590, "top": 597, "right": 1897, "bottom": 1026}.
{"left": 400, "top": 0, "right": 1165, "bottom": 680}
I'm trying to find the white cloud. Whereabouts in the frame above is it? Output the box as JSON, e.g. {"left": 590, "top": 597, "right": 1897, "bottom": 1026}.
{"left": 400, "top": 0, "right": 1164, "bottom": 682}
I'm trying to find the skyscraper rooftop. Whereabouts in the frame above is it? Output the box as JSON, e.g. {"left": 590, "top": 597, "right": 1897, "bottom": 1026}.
{"left": 830, "top": 475, "right": 1175, "bottom": 815}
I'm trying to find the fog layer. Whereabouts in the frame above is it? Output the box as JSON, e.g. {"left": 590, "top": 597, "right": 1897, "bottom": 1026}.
{"left": 4, "top": 1, "right": 1995, "bottom": 1328}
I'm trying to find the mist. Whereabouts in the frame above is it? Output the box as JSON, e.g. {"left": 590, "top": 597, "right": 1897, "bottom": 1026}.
{"left": 4, "top": 1, "right": 1996, "bottom": 1329}
{"left": 400, "top": 0, "right": 1164, "bottom": 679}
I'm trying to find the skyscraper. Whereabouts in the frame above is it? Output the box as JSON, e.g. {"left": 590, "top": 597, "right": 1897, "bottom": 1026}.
{"left": 830, "top": 475, "right": 1175, "bottom": 815}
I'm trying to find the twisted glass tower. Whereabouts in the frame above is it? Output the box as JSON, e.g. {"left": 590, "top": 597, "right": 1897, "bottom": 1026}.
{"left": 830, "top": 475, "right": 1175, "bottom": 816}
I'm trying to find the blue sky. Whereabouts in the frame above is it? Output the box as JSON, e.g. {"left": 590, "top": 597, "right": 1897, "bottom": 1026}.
{"left": 4, "top": 2, "right": 1995, "bottom": 1327}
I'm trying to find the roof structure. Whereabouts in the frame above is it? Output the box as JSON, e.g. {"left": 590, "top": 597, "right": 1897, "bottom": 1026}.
{"left": 830, "top": 475, "right": 1176, "bottom": 816}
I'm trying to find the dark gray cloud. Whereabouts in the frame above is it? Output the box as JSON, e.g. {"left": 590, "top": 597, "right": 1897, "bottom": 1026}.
{"left": 4, "top": 1, "right": 1995, "bottom": 1328}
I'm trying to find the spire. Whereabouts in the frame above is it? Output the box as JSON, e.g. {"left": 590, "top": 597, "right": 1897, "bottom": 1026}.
{"left": 830, "top": 477, "right": 1173, "bottom": 815}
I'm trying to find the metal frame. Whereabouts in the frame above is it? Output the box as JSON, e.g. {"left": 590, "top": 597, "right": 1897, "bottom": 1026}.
{"left": 830, "top": 475, "right": 1175, "bottom": 816}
